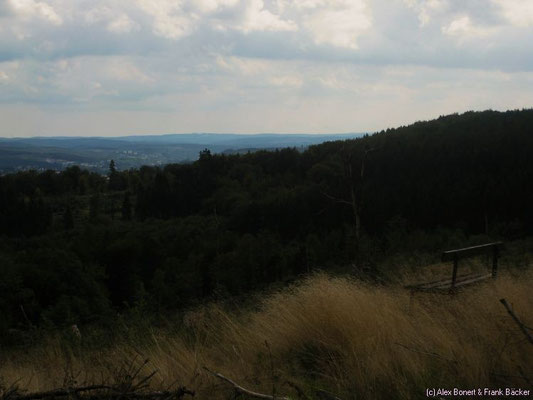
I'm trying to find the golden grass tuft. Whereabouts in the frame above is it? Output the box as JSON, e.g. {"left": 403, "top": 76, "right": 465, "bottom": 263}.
{"left": 2, "top": 269, "right": 532, "bottom": 399}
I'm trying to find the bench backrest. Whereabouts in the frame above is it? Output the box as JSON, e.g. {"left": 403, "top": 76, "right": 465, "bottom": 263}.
{"left": 442, "top": 241, "right": 503, "bottom": 261}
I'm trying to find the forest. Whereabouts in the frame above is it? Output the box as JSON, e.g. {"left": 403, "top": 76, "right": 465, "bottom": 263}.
{"left": 0, "top": 109, "right": 532, "bottom": 340}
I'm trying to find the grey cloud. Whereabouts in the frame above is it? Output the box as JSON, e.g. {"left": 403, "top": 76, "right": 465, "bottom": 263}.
{"left": 1, "top": 0, "right": 532, "bottom": 71}
{"left": 1, "top": 0, "right": 533, "bottom": 136}
{"left": 444, "top": 0, "right": 506, "bottom": 25}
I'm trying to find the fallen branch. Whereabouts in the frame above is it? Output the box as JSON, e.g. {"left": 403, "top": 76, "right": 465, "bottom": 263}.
{"left": 203, "top": 367, "right": 289, "bottom": 400}
{"left": 499, "top": 299, "right": 533, "bottom": 345}
{"left": 4, "top": 385, "right": 110, "bottom": 400}
{"left": 2, "top": 358, "right": 195, "bottom": 400}
{"left": 4, "top": 385, "right": 194, "bottom": 400}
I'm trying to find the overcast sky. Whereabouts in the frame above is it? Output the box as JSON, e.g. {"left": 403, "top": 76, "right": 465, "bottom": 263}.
{"left": 0, "top": 0, "right": 532, "bottom": 137}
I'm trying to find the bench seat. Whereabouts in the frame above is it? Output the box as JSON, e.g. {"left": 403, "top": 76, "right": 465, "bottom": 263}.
{"left": 405, "top": 272, "right": 493, "bottom": 293}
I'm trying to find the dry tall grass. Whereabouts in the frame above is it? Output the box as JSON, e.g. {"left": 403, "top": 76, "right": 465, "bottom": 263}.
{"left": 2, "top": 269, "right": 532, "bottom": 399}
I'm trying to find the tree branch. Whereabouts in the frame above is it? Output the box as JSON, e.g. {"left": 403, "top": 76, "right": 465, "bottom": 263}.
{"left": 5, "top": 383, "right": 195, "bottom": 400}
{"left": 321, "top": 192, "right": 352, "bottom": 206}
{"left": 500, "top": 298, "right": 533, "bottom": 345}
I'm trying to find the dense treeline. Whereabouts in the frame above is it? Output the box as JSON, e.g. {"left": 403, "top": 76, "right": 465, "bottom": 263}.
{"left": 0, "top": 109, "right": 532, "bottom": 337}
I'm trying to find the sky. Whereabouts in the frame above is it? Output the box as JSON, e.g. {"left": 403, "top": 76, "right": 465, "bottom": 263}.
{"left": 0, "top": 0, "right": 532, "bottom": 137}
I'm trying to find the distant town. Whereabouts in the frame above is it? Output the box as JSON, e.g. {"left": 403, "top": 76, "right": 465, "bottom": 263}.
{"left": 0, "top": 133, "right": 363, "bottom": 174}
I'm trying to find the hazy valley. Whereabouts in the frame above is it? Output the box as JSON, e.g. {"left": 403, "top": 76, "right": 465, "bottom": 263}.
{"left": 0, "top": 133, "right": 363, "bottom": 173}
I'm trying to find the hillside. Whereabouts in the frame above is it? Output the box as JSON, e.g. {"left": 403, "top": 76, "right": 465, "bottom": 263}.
{"left": 0, "top": 109, "right": 532, "bottom": 332}
{"left": 1, "top": 108, "right": 533, "bottom": 398}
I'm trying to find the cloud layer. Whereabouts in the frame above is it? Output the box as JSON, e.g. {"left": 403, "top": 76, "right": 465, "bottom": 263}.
{"left": 1, "top": 0, "right": 532, "bottom": 136}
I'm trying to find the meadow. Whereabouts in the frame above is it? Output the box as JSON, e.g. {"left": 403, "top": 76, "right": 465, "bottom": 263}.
{"left": 2, "top": 265, "right": 531, "bottom": 400}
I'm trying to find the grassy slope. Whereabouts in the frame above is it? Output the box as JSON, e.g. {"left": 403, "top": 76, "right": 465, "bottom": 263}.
{"left": 2, "top": 263, "right": 532, "bottom": 399}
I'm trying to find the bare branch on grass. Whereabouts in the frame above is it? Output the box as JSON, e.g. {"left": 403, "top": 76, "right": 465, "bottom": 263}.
{"left": 2, "top": 359, "right": 194, "bottom": 400}
{"left": 2, "top": 384, "right": 195, "bottom": 400}
{"left": 499, "top": 299, "right": 533, "bottom": 345}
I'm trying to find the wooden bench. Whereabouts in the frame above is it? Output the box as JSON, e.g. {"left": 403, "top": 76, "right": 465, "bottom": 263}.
{"left": 406, "top": 242, "right": 504, "bottom": 294}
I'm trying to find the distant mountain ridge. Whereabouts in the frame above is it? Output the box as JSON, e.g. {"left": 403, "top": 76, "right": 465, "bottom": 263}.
{"left": 0, "top": 133, "right": 364, "bottom": 173}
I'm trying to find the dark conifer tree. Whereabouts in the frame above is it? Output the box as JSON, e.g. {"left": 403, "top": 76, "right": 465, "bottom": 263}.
{"left": 108, "top": 159, "right": 120, "bottom": 191}
{"left": 109, "top": 159, "right": 117, "bottom": 175}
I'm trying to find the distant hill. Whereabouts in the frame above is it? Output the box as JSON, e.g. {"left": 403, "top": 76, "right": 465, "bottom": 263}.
{"left": 0, "top": 133, "right": 363, "bottom": 173}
